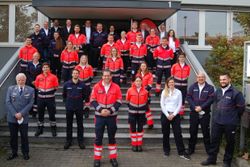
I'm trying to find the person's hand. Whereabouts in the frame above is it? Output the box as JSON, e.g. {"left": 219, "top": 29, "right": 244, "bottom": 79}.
{"left": 167, "top": 114, "right": 175, "bottom": 121}
{"left": 101, "top": 109, "right": 110, "bottom": 117}
{"left": 32, "top": 81, "right": 35, "bottom": 85}
{"left": 195, "top": 106, "right": 202, "bottom": 112}
{"left": 15, "top": 113, "right": 22, "bottom": 120}
{"left": 120, "top": 79, "right": 123, "bottom": 83}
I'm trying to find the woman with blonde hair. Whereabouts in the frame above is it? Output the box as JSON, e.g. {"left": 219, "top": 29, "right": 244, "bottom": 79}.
{"left": 160, "top": 77, "right": 190, "bottom": 160}
{"left": 105, "top": 47, "right": 124, "bottom": 85}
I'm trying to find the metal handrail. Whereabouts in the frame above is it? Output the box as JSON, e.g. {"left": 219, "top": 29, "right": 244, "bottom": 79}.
{"left": 0, "top": 47, "right": 21, "bottom": 88}
{"left": 181, "top": 42, "right": 215, "bottom": 87}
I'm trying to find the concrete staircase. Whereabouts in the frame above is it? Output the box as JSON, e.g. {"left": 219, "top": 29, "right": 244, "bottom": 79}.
{"left": 0, "top": 71, "right": 203, "bottom": 147}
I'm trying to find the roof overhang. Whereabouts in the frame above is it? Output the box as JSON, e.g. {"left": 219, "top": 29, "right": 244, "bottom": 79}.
{"left": 32, "top": 0, "right": 181, "bottom": 21}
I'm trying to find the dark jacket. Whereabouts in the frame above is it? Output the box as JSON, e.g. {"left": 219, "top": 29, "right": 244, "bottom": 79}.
{"left": 213, "top": 85, "right": 245, "bottom": 125}
{"left": 40, "top": 28, "right": 53, "bottom": 48}
{"left": 90, "top": 31, "right": 108, "bottom": 48}
{"left": 61, "top": 26, "right": 74, "bottom": 42}
{"left": 26, "top": 62, "right": 42, "bottom": 86}
{"left": 63, "top": 80, "right": 90, "bottom": 111}
{"left": 30, "top": 32, "right": 44, "bottom": 53}
{"left": 186, "top": 82, "right": 214, "bottom": 114}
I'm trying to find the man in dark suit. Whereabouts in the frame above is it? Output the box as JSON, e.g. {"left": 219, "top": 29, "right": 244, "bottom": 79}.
{"left": 6, "top": 73, "right": 34, "bottom": 160}
{"left": 51, "top": 19, "right": 62, "bottom": 38}
{"left": 62, "top": 19, "right": 74, "bottom": 42}
{"left": 81, "top": 20, "right": 95, "bottom": 56}
{"left": 159, "top": 23, "right": 167, "bottom": 39}
{"left": 40, "top": 21, "right": 52, "bottom": 62}
{"left": 140, "top": 22, "right": 149, "bottom": 42}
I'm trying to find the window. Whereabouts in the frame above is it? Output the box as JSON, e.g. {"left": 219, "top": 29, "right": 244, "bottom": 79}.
{"left": 0, "top": 5, "right": 9, "bottom": 42}
{"left": 177, "top": 10, "right": 199, "bottom": 45}
{"left": 205, "top": 11, "right": 227, "bottom": 45}
{"left": 233, "top": 12, "right": 248, "bottom": 37}
{"left": 15, "top": 4, "right": 38, "bottom": 42}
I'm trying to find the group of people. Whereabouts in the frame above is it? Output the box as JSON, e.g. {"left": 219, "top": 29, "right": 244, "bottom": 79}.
{"left": 5, "top": 18, "right": 246, "bottom": 167}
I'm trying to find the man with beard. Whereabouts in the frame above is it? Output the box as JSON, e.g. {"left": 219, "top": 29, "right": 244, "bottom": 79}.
{"left": 201, "top": 73, "right": 245, "bottom": 167}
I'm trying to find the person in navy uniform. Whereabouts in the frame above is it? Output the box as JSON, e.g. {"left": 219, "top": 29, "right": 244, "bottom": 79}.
{"left": 90, "top": 23, "right": 108, "bottom": 71}
{"left": 6, "top": 73, "right": 34, "bottom": 161}
{"left": 26, "top": 52, "right": 42, "bottom": 118}
{"left": 186, "top": 72, "right": 214, "bottom": 155}
{"left": 62, "top": 69, "right": 90, "bottom": 150}
{"left": 30, "top": 24, "right": 44, "bottom": 61}
{"left": 201, "top": 73, "right": 245, "bottom": 167}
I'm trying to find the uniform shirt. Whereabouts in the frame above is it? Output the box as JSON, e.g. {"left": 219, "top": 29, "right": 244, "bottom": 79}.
{"left": 63, "top": 79, "right": 89, "bottom": 111}
{"left": 198, "top": 83, "right": 205, "bottom": 98}
{"left": 85, "top": 27, "right": 91, "bottom": 44}
{"left": 91, "top": 31, "right": 108, "bottom": 48}
{"left": 102, "top": 81, "right": 111, "bottom": 93}
{"left": 160, "top": 88, "right": 182, "bottom": 117}
{"left": 221, "top": 84, "right": 231, "bottom": 96}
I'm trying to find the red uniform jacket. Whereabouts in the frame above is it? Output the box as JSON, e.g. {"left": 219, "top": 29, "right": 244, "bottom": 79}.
{"left": 153, "top": 45, "right": 174, "bottom": 69}
{"left": 105, "top": 57, "right": 124, "bottom": 77}
{"left": 126, "top": 31, "right": 141, "bottom": 44}
{"left": 136, "top": 72, "right": 153, "bottom": 91}
{"left": 126, "top": 84, "right": 149, "bottom": 114}
{"left": 145, "top": 35, "right": 160, "bottom": 49}
{"left": 60, "top": 50, "right": 79, "bottom": 69}
{"left": 116, "top": 39, "right": 131, "bottom": 56}
{"left": 90, "top": 80, "right": 122, "bottom": 116}
{"left": 34, "top": 72, "right": 59, "bottom": 98}
{"left": 171, "top": 63, "right": 191, "bottom": 87}
{"left": 100, "top": 42, "right": 120, "bottom": 58}
{"left": 18, "top": 45, "right": 37, "bottom": 68}
{"left": 130, "top": 43, "right": 147, "bottom": 64}
{"left": 75, "top": 64, "right": 94, "bottom": 86}
{"left": 68, "top": 34, "right": 86, "bottom": 46}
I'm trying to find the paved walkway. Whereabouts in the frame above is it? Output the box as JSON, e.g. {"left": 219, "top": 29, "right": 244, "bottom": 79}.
{"left": 0, "top": 143, "right": 227, "bottom": 167}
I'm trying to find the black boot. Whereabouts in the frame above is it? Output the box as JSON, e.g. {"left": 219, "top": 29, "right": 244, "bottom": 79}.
{"left": 51, "top": 126, "right": 57, "bottom": 137}
{"left": 94, "top": 160, "right": 101, "bottom": 167}
{"left": 84, "top": 107, "right": 90, "bottom": 119}
{"left": 137, "top": 146, "right": 143, "bottom": 152}
{"left": 132, "top": 146, "right": 137, "bottom": 152}
{"left": 34, "top": 126, "right": 43, "bottom": 137}
{"left": 110, "top": 158, "right": 118, "bottom": 167}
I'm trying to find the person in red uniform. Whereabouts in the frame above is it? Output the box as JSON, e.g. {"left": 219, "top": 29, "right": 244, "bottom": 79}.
{"left": 130, "top": 33, "right": 147, "bottom": 81}
{"left": 105, "top": 47, "right": 124, "bottom": 86}
{"left": 67, "top": 24, "right": 86, "bottom": 56}
{"left": 171, "top": 52, "right": 191, "bottom": 117}
{"left": 136, "top": 62, "right": 154, "bottom": 129}
{"left": 34, "top": 62, "right": 59, "bottom": 137}
{"left": 126, "top": 76, "right": 149, "bottom": 152}
{"left": 127, "top": 21, "right": 140, "bottom": 44}
{"left": 145, "top": 28, "right": 160, "bottom": 71}
{"left": 75, "top": 55, "right": 93, "bottom": 118}
{"left": 100, "top": 34, "right": 119, "bottom": 69}
{"left": 116, "top": 31, "right": 131, "bottom": 82}
{"left": 167, "top": 29, "right": 180, "bottom": 65}
{"left": 90, "top": 70, "right": 122, "bottom": 167}
{"left": 18, "top": 37, "right": 38, "bottom": 74}
{"left": 60, "top": 41, "right": 79, "bottom": 82}
{"left": 154, "top": 37, "right": 174, "bottom": 96}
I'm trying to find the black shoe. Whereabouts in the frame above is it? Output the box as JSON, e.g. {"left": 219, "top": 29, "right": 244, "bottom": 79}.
{"left": 64, "top": 142, "right": 71, "bottom": 149}
{"left": 51, "top": 126, "right": 57, "bottom": 137}
{"left": 186, "top": 149, "right": 194, "bottom": 155}
{"left": 23, "top": 154, "right": 30, "bottom": 160}
{"left": 110, "top": 158, "right": 118, "bottom": 167}
{"left": 79, "top": 143, "right": 86, "bottom": 149}
{"left": 179, "top": 152, "right": 190, "bottom": 160}
{"left": 201, "top": 160, "right": 216, "bottom": 166}
{"left": 32, "top": 113, "right": 37, "bottom": 118}
{"left": 84, "top": 108, "right": 90, "bottom": 119}
{"left": 148, "top": 124, "right": 154, "bottom": 129}
{"left": 132, "top": 146, "right": 137, "bottom": 152}
{"left": 137, "top": 146, "right": 143, "bottom": 152}
{"left": 94, "top": 160, "right": 101, "bottom": 167}
{"left": 34, "top": 126, "right": 43, "bottom": 137}
{"left": 164, "top": 151, "right": 170, "bottom": 156}
{"left": 7, "top": 153, "right": 18, "bottom": 160}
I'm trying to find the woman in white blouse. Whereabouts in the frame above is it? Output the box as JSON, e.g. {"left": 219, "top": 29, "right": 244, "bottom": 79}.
{"left": 160, "top": 77, "right": 190, "bottom": 160}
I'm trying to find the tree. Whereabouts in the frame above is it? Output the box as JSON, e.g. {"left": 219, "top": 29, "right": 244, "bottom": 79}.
{"left": 234, "top": 12, "right": 250, "bottom": 36}
{"left": 205, "top": 36, "right": 250, "bottom": 89}
{"left": 0, "top": 6, "right": 9, "bottom": 42}
{"left": 15, "top": 5, "right": 37, "bottom": 42}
